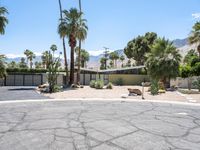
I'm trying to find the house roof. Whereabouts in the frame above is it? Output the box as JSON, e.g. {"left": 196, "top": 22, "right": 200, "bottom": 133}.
{"left": 77, "top": 66, "right": 145, "bottom": 74}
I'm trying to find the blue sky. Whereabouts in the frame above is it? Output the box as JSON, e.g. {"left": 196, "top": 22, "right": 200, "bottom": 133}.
{"left": 0, "top": 0, "right": 199, "bottom": 58}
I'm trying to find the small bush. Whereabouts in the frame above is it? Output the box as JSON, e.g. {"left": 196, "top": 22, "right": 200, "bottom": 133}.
{"left": 106, "top": 82, "right": 113, "bottom": 89}
{"left": 53, "top": 85, "right": 62, "bottom": 93}
{"left": 90, "top": 80, "right": 96, "bottom": 88}
{"left": 95, "top": 80, "right": 104, "bottom": 89}
{"left": 151, "top": 79, "right": 159, "bottom": 95}
{"left": 193, "top": 77, "right": 200, "bottom": 92}
{"left": 115, "top": 78, "right": 123, "bottom": 86}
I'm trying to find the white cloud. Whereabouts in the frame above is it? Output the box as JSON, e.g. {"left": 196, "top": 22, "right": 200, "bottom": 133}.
{"left": 88, "top": 50, "right": 114, "bottom": 56}
{"left": 5, "top": 52, "right": 42, "bottom": 59}
{"left": 192, "top": 13, "right": 200, "bottom": 19}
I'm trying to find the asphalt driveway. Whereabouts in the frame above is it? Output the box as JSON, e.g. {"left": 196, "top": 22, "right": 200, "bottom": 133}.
{"left": 0, "top": 100, "right": 199, "bottom": 150}
{"left": 0, "top": 86, "right": 49, "bottom": 101}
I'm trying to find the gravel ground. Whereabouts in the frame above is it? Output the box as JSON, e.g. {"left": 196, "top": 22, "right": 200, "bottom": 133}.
{"left": 44, "top": 86, "right": 200, "bottom": 103}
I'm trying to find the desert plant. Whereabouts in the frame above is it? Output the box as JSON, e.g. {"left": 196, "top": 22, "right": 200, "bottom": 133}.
{"left": 106, "top": 82, "right": 113, "bottom": 89}
{"left": 151, "top": 79, "right": 159, "bottom": 95}
{"left": 95, "top": 80, "right": 104, "bottom": 89}
{"left": 115, "top": 78, "right": 123, "bottom": 86}
{"left": 90, "top": 80, "right": 96, "bottom": 88}
{"left": 193, "top": 78, "right": 200, "bottom": 92}
{"left": 158, "top": 82, "right": 165, "bottom": 90}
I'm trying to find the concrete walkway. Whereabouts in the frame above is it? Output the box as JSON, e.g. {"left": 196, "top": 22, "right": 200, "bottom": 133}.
{"left": 0, "top": 100, "right": 200, "bottom": 150}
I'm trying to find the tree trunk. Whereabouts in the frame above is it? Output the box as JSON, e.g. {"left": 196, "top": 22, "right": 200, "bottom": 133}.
{"left": 77, "top": 0, "right": 82, "bottom": 85}
{"left": 70, "top": 46, "right": 75, "bottom": 85}
{"left": 58, "top": 0, "right": 69, "bottom": 86}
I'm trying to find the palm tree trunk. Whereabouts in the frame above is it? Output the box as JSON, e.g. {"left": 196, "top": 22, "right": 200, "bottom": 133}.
{"left": 58, "top": 0, "right": 69, "bottom": 86}
{"left": 70, "top": 46, "right": 75, "bottom": 85}
{"left": 77, "top": 0, "right": 82, "bottom": 84}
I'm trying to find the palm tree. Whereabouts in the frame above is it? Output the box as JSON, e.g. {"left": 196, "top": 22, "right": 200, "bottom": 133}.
{"left": 80, "top": 49, "right": 89, "bottom": 68}
{"left": 58, "top": 0, "right": 69, "bottom": 86}
{"left": 146, "top": 38, "right": 182, "bottom": 87}
{"left": 189, "top": 22, "right": 200, "bottom": 57}
{"left": 24, "top": 49, "right": 30, "bottom": 65}
{"left": 120, "top": 55, "right": 125, "bottom": 68}
{"left": 58, "top": 8, "right": 87, "bottom": 85}
{"left": 0, "top": 7, "right": 8, "bottom": 35}
{"left": 24, "top": 50, "right": 35, "bottom": 69}
{"left": 0, "top": 55, "right": 6, "bottom": 79}
{"left": 109, "top": 52, "right": 119, "bottom": 68}
{"left": 28, "top": 51, "right": 36, "bottom": 69}
{"left": 77, "top": 0, "right": 88, "bottom": 84}
{"left": 41, "top": 51, "right": 49, "bottom": 69}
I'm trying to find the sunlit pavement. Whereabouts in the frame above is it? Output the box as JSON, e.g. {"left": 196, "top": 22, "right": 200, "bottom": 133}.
{"left": 0, "top": 100, "right": 200, "bottom": 150}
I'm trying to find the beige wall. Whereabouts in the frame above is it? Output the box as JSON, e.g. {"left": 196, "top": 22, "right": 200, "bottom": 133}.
{"left": 109, "top": 74, "right": 149, "bottom": 85}
{"left": 170, "top": 76, "right": 199, "bottom": 89}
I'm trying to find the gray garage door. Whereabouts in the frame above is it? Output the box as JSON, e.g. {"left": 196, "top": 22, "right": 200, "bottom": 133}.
{"left": 4, "top": 74, "right": 43, "bottom": 86}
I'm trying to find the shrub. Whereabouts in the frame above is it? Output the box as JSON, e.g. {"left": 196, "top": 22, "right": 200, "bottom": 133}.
{"left": 53, "top": 85, "right": 62, "bottom": 93}
{"left": 115, "top": 78, "right": 123, "bottom": 86}
{"left": 151, "top": 79, "right": 159, "bottom": 95}
{"left": 106, "top": 82, "right": 113, "bottom": 89}
{"left": 193, "top": 77, "right": 200, "bottom": 92}
{"left": 90, "top": 80, "right": 96, "bottom": 88}
{"left": 95, "top": 80, "right": 104, "bottom": 89}
{"left": 6, "top": 68, "right": 47, "bottom": 73}
{"left": 158, "top": 82, "right": 165, "bottom": 90}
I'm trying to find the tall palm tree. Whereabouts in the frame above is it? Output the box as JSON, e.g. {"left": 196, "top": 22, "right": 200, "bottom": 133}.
{"left": 41, "top": 51, "right": 49, "bottom": 69}
{"left": 28, "top": 51, "right": 36, "bottom": 69}
{"left": 0, "top": 7, "right": 8, "bottom": 35}
{"left": 58, "top": 8, "right": 87, "bottom": 85}
{"left": 120, "top": 55, "right": 125, "bottom": 68}
{"left": 24, "top": 50, "right": 35, "bottom": 69}
{"left": 77, "top": 0, "right": 88, "bottom": 84}
{"left": 58, "top": 0, "right": 69, "bottom": 86}
{"left": 24, "top": 49, "right": 30, "bottom": 65}
{"left": 189, "top": 22, "right": 200, "bottom": 58}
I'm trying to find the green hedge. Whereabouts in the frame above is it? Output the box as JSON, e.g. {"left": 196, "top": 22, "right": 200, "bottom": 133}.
{"left": 6, "top": 68, "right": 47, "bottom": 73}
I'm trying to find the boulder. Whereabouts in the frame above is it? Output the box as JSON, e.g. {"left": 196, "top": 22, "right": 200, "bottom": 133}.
{"left": 128, "top": 88, "right": 142, "bottom": 96}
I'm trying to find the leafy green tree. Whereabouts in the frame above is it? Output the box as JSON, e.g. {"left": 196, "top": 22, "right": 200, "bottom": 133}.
{"left": 124, "top": 32, "right": 157, "bottom": 65}
{"left": 35, "top": 61, "right": 43, "bottom": 69}
{"left": 126, "top": 59, "right": 132, "bottom": 67}
{"left": 189, "top": 22, "right": 200, "bottom": 57}
{"left": 109, "top": 52, "right": 119, "bottom": 68}
{"left": 8, "top": 61, "right": 18, "bottom": 68}
{"left": 0, "top": 55, "right": 6, "bottom": 79}
{"left": 184, "top": 49, "right": 198, "bottom": 64}
{"left": 146, "top": 38, "right": 182, "bottom": 89}
{"left": 0, "top": 6, "right": 8, "bottom": 35}
{"left": 24, "top": 49, "right": 36, "bottom": 68}
{"left": 58, "top": 8, "right": 87, "bottom": 85}
{"left": 58, "top": 0, "right": 69, "bottom": 86}
{"left": 19, "top": 57, "right": 28, "bottom": 68}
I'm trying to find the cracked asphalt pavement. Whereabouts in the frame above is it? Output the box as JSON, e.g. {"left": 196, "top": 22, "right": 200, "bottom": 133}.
{"left": 0, "top": 100, "right": 200, "bottom": 150}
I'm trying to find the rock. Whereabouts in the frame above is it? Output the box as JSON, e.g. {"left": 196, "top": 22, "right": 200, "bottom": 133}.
{"left": 128, "top": 88, "right": 142, "bottom": 96}
{"left": 121, "top": 94, "right": 128, "bottom": 98}
{"left": 38, "top": 84, "right": 49, "bottom": 89}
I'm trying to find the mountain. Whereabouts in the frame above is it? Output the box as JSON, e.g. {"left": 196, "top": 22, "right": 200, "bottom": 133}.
{"left": 5, "top": 38, "right": 197, "bottom": 69}
{"left": 173, "top": 38, "right": 188, "bottom": 48}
